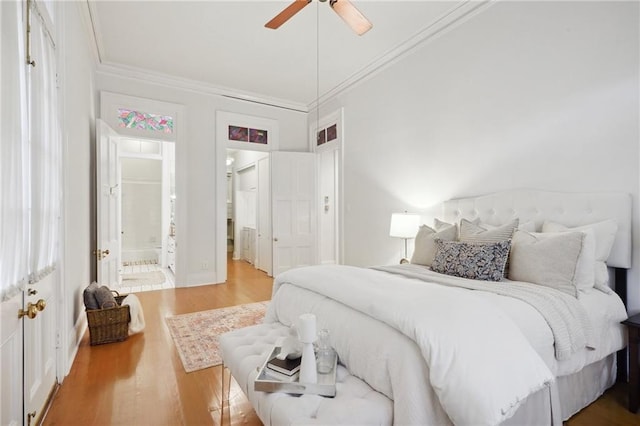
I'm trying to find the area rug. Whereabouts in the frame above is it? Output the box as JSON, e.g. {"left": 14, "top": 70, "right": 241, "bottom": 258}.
{"left": 165, "top": 301, "right": 269, "bottom": 373}
{"left": 121, "top": 271, "right": 166, "bottom": 286}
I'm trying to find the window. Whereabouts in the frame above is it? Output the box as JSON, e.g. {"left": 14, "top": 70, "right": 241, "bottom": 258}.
{"left": 118, "top": 108, "right": 174, "bottom": 133}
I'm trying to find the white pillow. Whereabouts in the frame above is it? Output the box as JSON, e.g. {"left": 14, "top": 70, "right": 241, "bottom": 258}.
{"left": 434, "top": 218, "right": 455, "bottom": 230}
{"left": 542, "top": 220, "right": 617, "bottom": 286}
{"left": 509, "top": 230, "right": 585, "bottom": 297}
{"left": 478, "top": 220, "right": 536, "bottom": 232}
{"left": 410, "top": 224, "right": 457, "bottom": 266}
{"left": 459, "top": 218, "right": 519, "bottom": 243}
{"left": 518, "top": 221, "right": 537, "bottom": 232}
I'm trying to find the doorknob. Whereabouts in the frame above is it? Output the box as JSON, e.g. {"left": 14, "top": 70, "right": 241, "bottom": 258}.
{"left": 18, "top": 299, "right": 46, "bottom": 319}
{"left": 18, "top": 303, "right": 38, "bottom": 319}
{"left": 273, "top": 238, "right": 278, "bottom": 242}
{"left": 35, "top": 299, "right": 46, "bottom": 311}
{"left": 93, "top": 249, "right": 110, "bottom": 260}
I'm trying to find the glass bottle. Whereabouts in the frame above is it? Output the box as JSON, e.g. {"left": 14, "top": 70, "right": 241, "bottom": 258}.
{"left": 315, "top": 329, "right": 337, "bottom": 374}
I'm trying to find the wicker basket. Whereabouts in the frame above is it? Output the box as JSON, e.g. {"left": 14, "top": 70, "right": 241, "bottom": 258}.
{"left": 86, "top": 294, "right": 130, "bottom": 345}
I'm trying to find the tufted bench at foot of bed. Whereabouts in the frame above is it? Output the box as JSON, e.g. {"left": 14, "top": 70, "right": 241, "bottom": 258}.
{"left": 219, "top": 322, "right": 393, "bottom": 425}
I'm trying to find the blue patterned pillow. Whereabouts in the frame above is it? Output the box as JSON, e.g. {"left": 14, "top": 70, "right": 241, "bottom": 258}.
{"left": 431, "top": 239, "right": 511, "bottom": 281}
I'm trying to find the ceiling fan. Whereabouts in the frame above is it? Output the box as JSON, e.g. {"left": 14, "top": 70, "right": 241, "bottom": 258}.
{"left": 265, "top": 0, "right": 373, "bottom": 36}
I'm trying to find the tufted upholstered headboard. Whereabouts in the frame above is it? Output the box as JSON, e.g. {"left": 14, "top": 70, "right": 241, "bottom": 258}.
{"left": 440, "top": 189, "right": 632, "bottom": 380}
{"left": 440, "top": 189, "right": 632, "bottom": 269}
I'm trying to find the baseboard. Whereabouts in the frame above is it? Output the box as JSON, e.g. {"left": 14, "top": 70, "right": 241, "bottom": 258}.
{"left": 64, "top": 313, "right": 87, "bottom": 377}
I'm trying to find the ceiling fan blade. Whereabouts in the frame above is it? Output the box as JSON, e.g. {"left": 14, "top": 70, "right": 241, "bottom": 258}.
{"left": 330, "top": 0, "right": 372, "bottom": 36}
{"left": 265, "top": 0, "right": 312, "bottom": 30}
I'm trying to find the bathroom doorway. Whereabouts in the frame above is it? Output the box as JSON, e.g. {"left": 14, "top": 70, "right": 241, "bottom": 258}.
{"left": 118, "top": 139, "right": 175, "bottom": 292}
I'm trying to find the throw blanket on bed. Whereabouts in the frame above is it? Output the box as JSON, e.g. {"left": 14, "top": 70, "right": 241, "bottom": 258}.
{"left": 375, "top": 264, "right": 595, "bottom": 360}
{"left": 269, "top": 265, "right": 555, "bottom": 426}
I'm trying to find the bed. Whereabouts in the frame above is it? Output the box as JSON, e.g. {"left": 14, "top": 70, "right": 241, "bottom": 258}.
{"left": 226, "top": 189, "right": 632, "bottom": 425}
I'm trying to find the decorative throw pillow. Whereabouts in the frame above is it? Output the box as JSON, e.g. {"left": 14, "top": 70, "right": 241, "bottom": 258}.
{"left": 431, "top": 239, "right": 511, "bottom": 282}
{"left": 508, "top": 230, "right": 584, "bottom": 297}
{"left": 459, "top": 218, "right": 520, "bottom": 277}
{"left": 83, "top": 282, "right": 100, "bottom": 310}
{"left": 410, "top": 223, "right": 457, "bottom": 266}
{"left": 542, "top": 220, "right": 617, "bottom": 287}
{"left": 95, "top": 286, "right": 117, "bottom": 309}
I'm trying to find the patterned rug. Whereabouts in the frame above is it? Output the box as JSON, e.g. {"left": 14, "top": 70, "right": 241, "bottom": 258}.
{"left": 165, "top": 301, "right": 269, "bottom": 373}
{"left": 121, "top": 271, "right": 166, "bottom": 286}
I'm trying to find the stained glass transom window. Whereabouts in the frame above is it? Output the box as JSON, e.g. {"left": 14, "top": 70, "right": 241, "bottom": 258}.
{"left": 118, "top": 108, "right": 174, "bottom": 133}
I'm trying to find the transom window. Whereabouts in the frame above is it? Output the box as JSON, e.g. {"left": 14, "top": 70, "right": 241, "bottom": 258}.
{"left": 118, "top": 108, "right": 174, "bottom": 133}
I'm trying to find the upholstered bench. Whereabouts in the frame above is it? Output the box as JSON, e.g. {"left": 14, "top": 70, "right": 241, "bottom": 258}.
{"left": 219, "top": 322, "right": 393, "bottom": 425}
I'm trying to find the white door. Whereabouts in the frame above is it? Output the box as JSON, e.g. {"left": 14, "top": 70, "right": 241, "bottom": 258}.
{"left": 23, "top": 274, "right": 57, "bottom": 426}
{"left": 0, "top": 0, "right": 26, "bottom": 422}
{"left": 0, "top": 284, "right": 51, "bottom": 426}
{"left": 318, "top": 148, "right": 340, "bottom": 264}
{"left": 1, "top": 293, "right": 24, "bottom": 425}
{"left": 96, "top": 119, "right": 122, "bottom": 287}
{"left": 257, "top": 156, "right": 272, "bottom": 275}
{"left": 271, "top": 152, "right": 317, "bottom": 276}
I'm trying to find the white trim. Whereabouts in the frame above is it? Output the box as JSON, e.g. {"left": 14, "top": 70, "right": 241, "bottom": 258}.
{"left": 84, "top": 0, "right": 103, "bottom": 63}
{"left": 310, "top": 108, "right": 344, "bottom": 265}
{"left": 96, "top": 63, "right": 308, "bottom": 113}
{"left": 82, "top": 1, "right": 494, "bottom": 113}
{"left": 215, "top": 111, "right": 280, "bottom": 283}
{"left": 98, "top": 92, "right": 187, "bottom": 286}
{"left": 65, "top": 313, "right": 88, "bottom": 377}
{"left": 100, "top": 91, "right": 181, "bottom": 142}
{"left": 313, "top": 0, "right": 496, "bottom": 110}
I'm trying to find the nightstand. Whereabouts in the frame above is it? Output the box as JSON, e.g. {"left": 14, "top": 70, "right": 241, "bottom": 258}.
{"left": 622, "top": 313, "right": 640, "bottom": 413}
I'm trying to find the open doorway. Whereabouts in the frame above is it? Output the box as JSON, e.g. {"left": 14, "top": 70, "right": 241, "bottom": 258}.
{"left": 117, "top": 138, "right": 175, "bottom": 293}
{"left": 226, "top": 149, "right": 272, "bottom": 276}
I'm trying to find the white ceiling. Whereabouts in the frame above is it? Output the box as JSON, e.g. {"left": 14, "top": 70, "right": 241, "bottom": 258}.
{"left": 89, "top": 1, "right": 470, "bottom": 109}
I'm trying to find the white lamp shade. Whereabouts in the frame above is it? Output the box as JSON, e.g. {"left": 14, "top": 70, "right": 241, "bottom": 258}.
{"left": 389, "top": 213, "right": 420, "bottom": 238}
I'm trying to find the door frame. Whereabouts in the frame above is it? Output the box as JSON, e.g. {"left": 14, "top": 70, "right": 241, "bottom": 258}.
{"left": 215, "top": 111, "right": 279, "bottom": 283}
{"left": 309, "top": 107, "right": 344, "bottom": 265}
{"left": 99, "top": 92, "right": 185, "bottom": 284}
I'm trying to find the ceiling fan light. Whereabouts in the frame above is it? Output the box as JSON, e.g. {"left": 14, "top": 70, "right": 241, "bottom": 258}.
{"left": 330, "top": 0, "right": 373, "bottom": 36}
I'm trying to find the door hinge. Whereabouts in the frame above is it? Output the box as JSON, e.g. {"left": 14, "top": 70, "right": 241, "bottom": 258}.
{"left": 55, "top": 331, "right": 61, "bottom": 349}
{"left": 27, "top": 411, "right": 37, "bottom": 426}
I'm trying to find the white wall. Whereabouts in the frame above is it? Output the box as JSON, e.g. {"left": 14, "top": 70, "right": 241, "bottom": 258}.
{"left": 321, "top": 2, "right": 640, "bottom": 311}
{"left": 95, "top": 72, "right": 308, "bottom": 285}
{"left": 59, "top": 2, "right": 97, "bottom": 373}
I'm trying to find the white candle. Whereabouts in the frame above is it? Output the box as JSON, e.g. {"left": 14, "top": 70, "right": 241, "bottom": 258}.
{"left": 297, "top": 313, "right": 318, "bottom": 384}
{"left": 297, "top": 313, "right": 316, "bottom": 343}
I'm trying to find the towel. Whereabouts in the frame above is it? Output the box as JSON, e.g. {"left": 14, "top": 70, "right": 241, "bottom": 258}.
{"left": 122, "top": 294, "right": 145, "bottom": 335}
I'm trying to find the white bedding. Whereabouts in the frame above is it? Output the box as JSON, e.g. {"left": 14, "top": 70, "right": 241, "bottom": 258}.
{"left": 375, "top": 264, "right": 627, "bottom": 376}
{"left": 265, "top": 264, "right": 626, "bottom": 426}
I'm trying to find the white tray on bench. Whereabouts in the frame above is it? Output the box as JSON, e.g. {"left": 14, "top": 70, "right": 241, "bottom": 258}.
{"left": 254, "top": 346, "right": 337, "bottom": 397}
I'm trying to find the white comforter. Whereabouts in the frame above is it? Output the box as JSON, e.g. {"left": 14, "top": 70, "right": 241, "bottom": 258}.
{"left": 266, "top": 265, "right": 556, "bottom": 426}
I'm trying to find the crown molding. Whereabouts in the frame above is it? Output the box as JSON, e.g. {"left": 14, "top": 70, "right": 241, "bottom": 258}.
{"left": 95, "top": 61, "right": 309, "bottom": 113}
{"left": 311, "top": 0, "right": 496, "bottom": 110}
{"left": 83, "top": 0, "right": 494, "bottom": 115}
{"left": 81, "top": 1, "right": 102, "bottom": 64}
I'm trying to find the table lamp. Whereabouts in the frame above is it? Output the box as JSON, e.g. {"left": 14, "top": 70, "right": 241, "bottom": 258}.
{"left": 389, "top": 212, "right": 420, "bottom": 264}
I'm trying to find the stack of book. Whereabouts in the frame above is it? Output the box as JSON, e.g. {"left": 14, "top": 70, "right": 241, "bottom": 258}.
{"left": 264, "top": 354, "right": 302, "bottom": 382}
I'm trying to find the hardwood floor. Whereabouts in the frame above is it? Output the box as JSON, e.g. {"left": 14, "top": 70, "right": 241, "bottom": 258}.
{"left": 43, "top": 259, "right": 639, "bottom": 425}
{"left": 43, "top": 258, "right": 268, "bottom": 426}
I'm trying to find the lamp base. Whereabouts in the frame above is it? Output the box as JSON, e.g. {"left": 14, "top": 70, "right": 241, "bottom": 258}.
{"left": 400, "top": 258, "right": 409, "bottom": 264}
